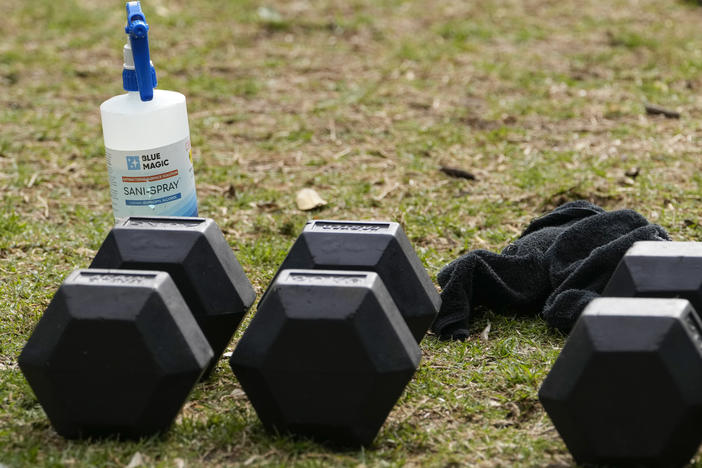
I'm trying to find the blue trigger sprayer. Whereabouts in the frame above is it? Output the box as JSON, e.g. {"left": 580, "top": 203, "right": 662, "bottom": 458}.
{"left": 124, "top": 1, "right": 156, "bottom": 101}
{"left": 100, "top": 1, "right": 198, "bottom": 219}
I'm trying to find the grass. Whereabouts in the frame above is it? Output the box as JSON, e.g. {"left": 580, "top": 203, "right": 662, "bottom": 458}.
{"left": 1, "top": 0, "right": 701, "bottom": 466}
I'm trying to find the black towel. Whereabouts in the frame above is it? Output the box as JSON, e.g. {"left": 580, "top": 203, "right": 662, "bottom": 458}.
{"left": 432, "top": 201, "right": 670, "bottom": 340}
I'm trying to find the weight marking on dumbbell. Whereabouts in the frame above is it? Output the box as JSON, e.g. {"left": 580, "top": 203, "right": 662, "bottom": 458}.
{"left": 126, "top": 217, "right": 205, "bottom": 228}
{"left": 76, "top": 271, "right": 157, "bottom": 285}
{"left": 287, "top": 272, "right": 368, "bottom": 285}
{"left": 311, "top": 221, "right": 390, "bottom": 232}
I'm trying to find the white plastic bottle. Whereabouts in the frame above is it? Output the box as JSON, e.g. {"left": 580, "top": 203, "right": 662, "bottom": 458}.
{"left": 100, "top": 1, "right": 198, "bottom": 219}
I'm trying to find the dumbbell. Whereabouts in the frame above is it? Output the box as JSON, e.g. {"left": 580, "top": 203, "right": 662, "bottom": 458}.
{"left": 89, "top": 216, "right": 256, "bottom": 379}
{"left": 229, "top": 269, "right": 421, "bottom": 446}
{"left": 539, "top": 242, "right": 702, "bottom": 466}
{"left": 603, "top": 241, "right": 702, "bottom": 310}
{"left": 18, "top": 270, "right": 213, "bottom": 439}
{"left": 260, "top": 220, "right": 441, "bottom": 343}
{"left": 539, "top": 297, "right": 702, "bottom": 467}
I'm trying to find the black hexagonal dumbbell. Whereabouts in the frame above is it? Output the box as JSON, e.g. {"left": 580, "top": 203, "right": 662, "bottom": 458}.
{"left": 230, "top": 269, "right": 421, "bottom": 446}
{"left": 539, "top": 297, "right": 702, "bottom": 467}
{"left": 604, "top": 241, "right": 702, "bottom": 310}
{"left": 90, "top": 216, "right": 256, "bottom": 379}
{"left": 18, "top": 269, "right": 213, "bottom": 439}
{"left": 263, "top": 220, "right": 441, "bottom": 343}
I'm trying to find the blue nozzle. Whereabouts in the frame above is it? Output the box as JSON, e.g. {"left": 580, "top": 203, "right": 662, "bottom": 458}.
{"left": 123, "top": 1, "right": 157, "bottom": 101}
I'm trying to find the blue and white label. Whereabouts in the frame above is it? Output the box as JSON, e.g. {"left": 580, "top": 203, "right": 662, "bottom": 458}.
{"left": 105, "top": 137, "right": 198, "bottom": 219}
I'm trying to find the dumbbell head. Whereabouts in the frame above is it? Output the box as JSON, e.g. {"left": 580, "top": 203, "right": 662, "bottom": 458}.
{"left": 265, "top": 220, "right": 441, "bottom": 343}
{"left": 604, "top": 241, "right": 702, "bottom": 311}
{"left": 90, "top": 216, "right": 256, "bottom": 378}
{"left": 230, "top": 269, "right": 421, "bottom": 446}
{"left": 18, "top": 269, "right": 213, "bottom": 439}
{"left": 539, "top": 297, "right": 702, "bottom": 467}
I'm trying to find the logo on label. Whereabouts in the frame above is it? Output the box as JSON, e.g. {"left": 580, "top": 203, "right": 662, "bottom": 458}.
{"left": 126, "top": 156, "right": 141, "bottom": 170}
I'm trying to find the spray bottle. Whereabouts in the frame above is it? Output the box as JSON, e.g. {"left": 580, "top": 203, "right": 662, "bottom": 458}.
{"left": 100, "top": 1, "right": 198, "bottom": 219}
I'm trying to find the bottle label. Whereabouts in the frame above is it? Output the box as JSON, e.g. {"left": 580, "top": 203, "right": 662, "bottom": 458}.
{"left": 105, "top": 138, "right": 198, "bottom": 218}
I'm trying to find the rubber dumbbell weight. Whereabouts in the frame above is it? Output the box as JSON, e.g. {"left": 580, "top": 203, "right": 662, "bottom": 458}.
{"left": 603, "top": 240, "right": 702, "bottom": 310}
{"left": 230, "top": 269, "right": 421, "bottom": 446}
{"left": 18, "top": 270, "right": 213, "bottom": 439}
{"left": 261, "top": 220, "right": 441, "bottom": 343}
{"left": 90, "top": 216, "right": 256, "bottom": 379}
{"left": 539, "top": 297, "right": 702, "bottom": 467}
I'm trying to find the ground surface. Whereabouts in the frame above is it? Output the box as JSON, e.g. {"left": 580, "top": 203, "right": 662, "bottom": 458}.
{"left": 1, "top": 0, "right": 701, "bottom": 466}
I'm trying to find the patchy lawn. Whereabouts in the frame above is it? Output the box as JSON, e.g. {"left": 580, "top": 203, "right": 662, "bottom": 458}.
{"left": 1, "top": 0, "right": 700, "bottom": 466}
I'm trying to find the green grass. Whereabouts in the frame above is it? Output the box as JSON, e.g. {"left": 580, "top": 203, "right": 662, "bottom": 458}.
{"left": 1, "top": 0, "right": 702, "bottom": 466}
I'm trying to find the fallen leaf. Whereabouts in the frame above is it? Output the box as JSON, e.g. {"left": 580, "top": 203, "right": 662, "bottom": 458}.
{"left": 75, "top": 247, "right": 95, "bottom": 257}
{"left": 257, "top": 6, "right": 282, "bottom": 23}
{"left": 27, "top": 172, "right": 39, "bottom": 188}
{"left": 507, "top": 402, "right": 521, "bottom": 419}
{"left": 645, "top": 104, "right": 680, "bottom": 119}
{"left": 625, "top": 167, "right": 640, "bottom": 178}
{"left": 256, "top": 202, "right": 280, "bottom": 212}
{"left": 480, "top": 321, "right": 491, "bottom": 341}
{"left": 374, "top": 182, "right": 400, "bottom": 201}
{"left": 618, "top": 176, "right": 636, "bottom": 186}
{"left": 440, "top": 165, "right": 477, "bottom": 180}
{"left": 244, "top": 455, "right": 260, "bottom": 466}
{"left": 296, "top": 188, "right": 327, "bottom": 211}
{"left": 230, "top": 389, "right": 247, "bottom": 399}
{"left": 126, "top": 452, "right": 144, "bottom": 468}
